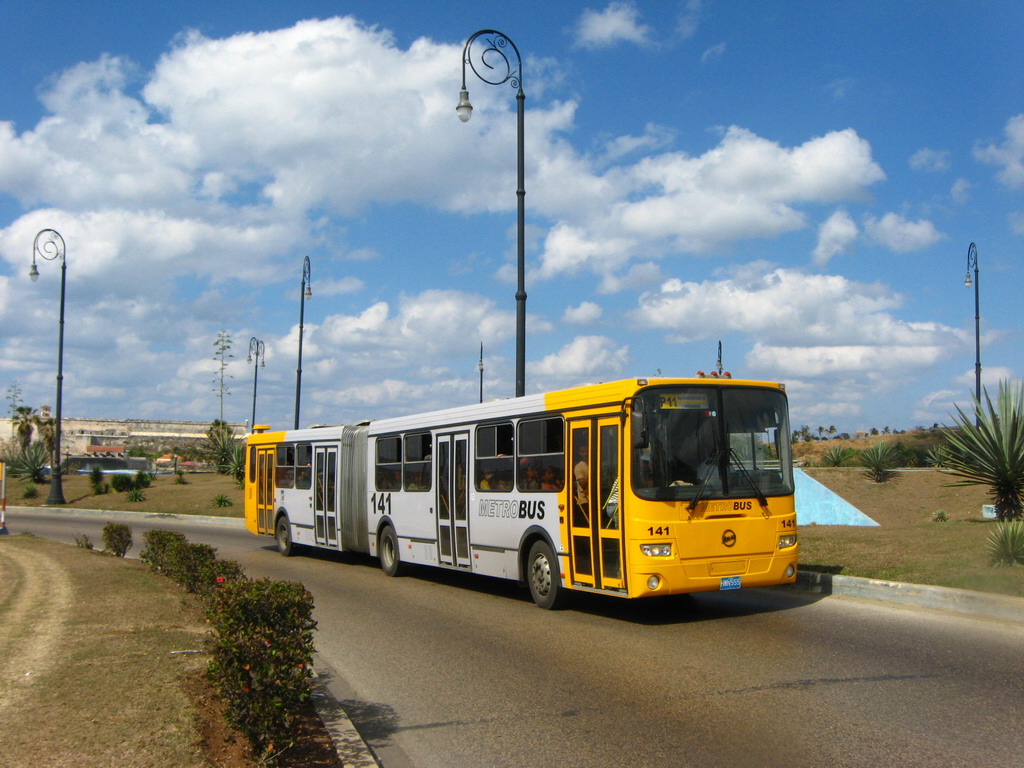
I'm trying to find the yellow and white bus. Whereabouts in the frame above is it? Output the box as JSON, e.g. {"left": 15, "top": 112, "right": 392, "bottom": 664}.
{"left": 244, "top": 376, "right": 797, "bottom": 608}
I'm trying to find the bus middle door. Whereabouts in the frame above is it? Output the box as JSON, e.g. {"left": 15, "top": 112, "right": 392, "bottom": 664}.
{"left": 314, "top": 446, "right": 339, "bottom": 547}
{"left": 568, "top": 418, "right": 625, "bottom": 592}
{"left": 436, "top": 433, "right": 471, "bottom": 569}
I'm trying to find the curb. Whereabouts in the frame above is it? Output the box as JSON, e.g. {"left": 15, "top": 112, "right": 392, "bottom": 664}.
{"left": 795, "top": 570, "right": 1023, "bottom": 624}
{"left": 310, "top": 654, "right": 381, "bottom": 768}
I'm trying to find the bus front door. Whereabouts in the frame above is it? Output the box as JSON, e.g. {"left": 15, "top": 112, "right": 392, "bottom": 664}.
{"left": 568, "top": 418, "right": 625, "bottom": 592}
{"left": 314, "top": 446, "right": 339, "bottom": 548}
{"left": 256, "top": 447, "right": 275, "bottom": 535}
{"left": 436, "top": 433, "right": 471, "bottom": 569}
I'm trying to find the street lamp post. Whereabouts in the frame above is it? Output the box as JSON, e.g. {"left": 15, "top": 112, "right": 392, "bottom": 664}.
{"left": 478, "top": 342, "right": 484, "bottom": 403}
{"left": 31, "top": 229, "right": 68, "bottom": 505}
{"left": 247, "top": 337, "right": 266, "bottom": 429}
{"left": 964, "top": 242, "right": 981, "bottom": 425}
{"left": 294, "top": 256, "right": 312, "bottom": 429}
{"left": 458, "top": 29, "right": 526, "bottom": 398}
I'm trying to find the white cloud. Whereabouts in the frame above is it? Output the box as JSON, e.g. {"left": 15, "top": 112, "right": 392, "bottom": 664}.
{"left": 630, "top": 265, "right": 960, "bottom": 360}
{"left": 574, "top": 3, "right": 651, "bottom": 49}
{"left": 951, "top": 178, "right": 972, "bottom": 205}
{"left": 531, "top": 336, "right": 630, "bottom": 382}
{"left": 975, "top": 113, "right": 1024, "bottom": 189}
{"left": 563, "top": 301, "right": 603, "bottom": 325}
{"left": 812, "top": 209, "right": 857, "bottom": 265}
{"left": 909, "top": 148, "right": 950, "bottom": 172}
{"left": 864, "top": 212, "right": 944, "bottom": 252}
{"left": 701, "top": 43, "right": 726, "bottom": 65}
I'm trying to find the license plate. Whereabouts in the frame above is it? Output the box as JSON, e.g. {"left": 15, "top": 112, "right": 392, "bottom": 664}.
{"left": 720, "top": 576, "right": 741, "bottom": 590}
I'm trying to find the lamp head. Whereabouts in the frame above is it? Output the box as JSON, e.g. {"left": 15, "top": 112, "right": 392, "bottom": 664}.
{"left": 456, "top": 88, "right": 473, "bottom": 122}
{"left": 964, "top": 272, "right": 972, "bottom": 288}
{"left": 29, "top": 261, "right": 40, "bottom": 282}
{"left": 305, "top": 284, "right": 312, "bottom": 300}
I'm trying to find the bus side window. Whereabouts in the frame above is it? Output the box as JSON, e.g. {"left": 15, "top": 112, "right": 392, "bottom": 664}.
{"left": 295, "top": 443, "right": 312, "bottom": 489}
{"left": 476, "top": 423, "right": 514, "bottom": 491}
{"left": 276, "top": 445, "right": 295, "bottom": 488}
{"left": 375, "top": 436, "right": 402, "bottom": 491}
{"left": 404, "top": 432, "right": 432, "bottom": 491}
{"left": 517, "top": 417, "right": 564, "bottom": 492}
{"left": 248, "top": 446, "right": 256, "bottom": 484}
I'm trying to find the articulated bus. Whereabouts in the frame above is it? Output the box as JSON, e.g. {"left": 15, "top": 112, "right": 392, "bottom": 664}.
{"left": 244, "top": 377, "right": 798, "bottom": 608}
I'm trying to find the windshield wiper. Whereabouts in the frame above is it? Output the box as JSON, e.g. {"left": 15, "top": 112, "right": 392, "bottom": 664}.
{"left": 687, "top": 448, "right": 725, "bottom": 511}
{"left": 728, "top": 448, "right": 769, "bottom": 514}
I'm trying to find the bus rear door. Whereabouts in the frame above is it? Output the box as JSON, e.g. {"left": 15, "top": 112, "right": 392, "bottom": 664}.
{"left": 256, "top": 446, "right": 275, "bottom": 534}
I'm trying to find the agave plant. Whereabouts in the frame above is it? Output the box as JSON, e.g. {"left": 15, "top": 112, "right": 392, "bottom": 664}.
{"left": 6, "top": 443, "right": 50, "bottom": 483}
{"left": 941, "top": 381, "right": 1024, "bottom": 522}
{"left": 860, "top": 442, "right": 899, "bottom": 483}
{"left": 821, "top": 445, "right": 855, "bottom": 467}
{"left": 987, "top": 521, "right": 1024, "bottom": 566}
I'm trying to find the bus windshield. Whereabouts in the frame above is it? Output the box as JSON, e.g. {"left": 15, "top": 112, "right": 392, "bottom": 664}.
{"left": 630, "top": 386, "right": 793, "bottom": 502}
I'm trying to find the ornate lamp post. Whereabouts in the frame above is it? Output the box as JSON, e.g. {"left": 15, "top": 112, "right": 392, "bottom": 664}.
{"left": 964, "top": 242, "right": 981, "bottom": 426}
{"left": 458, "top": 29, "right": 527, "bottom": 397}
{"left": 294, "top": 256, "right": 312, "bottom": 429}
{"left": 30, "top": 229, "right": 68, "bottom": 505}
{"left": 247, "top": 337, "right": 266, "bottom": 429}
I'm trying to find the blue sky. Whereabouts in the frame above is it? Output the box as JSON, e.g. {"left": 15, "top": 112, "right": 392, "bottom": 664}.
{"left": 1, "top": 1, "right": 1021, "bottom": 436}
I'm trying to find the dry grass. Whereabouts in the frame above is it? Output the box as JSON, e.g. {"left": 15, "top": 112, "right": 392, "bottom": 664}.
{"left": 800, "top": 468, "right": 1024, "bottom": 597}
{"left": 11, "top": 471, "right": 244, "bottom": 517}
{"left": 0, "top": 535, "right": 214, "bottom": 767}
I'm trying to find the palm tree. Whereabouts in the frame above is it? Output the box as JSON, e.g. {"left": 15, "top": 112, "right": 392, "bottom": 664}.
{"left": 941, "top": 381, "right": 1024, "bottom": 521}
{"left": 13, "top": 406, "right": 37, "bottom": 451}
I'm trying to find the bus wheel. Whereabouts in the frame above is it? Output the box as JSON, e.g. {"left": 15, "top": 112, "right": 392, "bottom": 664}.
{"left": 379, "top": 526, "right": 405, "bottom": 577}
{"left": 527, "top": 540, "right": 567, "bottom": 610}
{"left": 276, "top": 515, "right": 295, "bottom": 557}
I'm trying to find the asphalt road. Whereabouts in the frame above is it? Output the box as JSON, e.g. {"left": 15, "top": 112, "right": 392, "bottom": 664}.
{"left": 9, "top": 508, "right": 1024, "bottom": 768}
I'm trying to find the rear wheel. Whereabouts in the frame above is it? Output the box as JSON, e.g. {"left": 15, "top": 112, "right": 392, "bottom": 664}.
{"left": 527, "top": 540, "right": 567, "bottom": 609}
{"left": 275, "top": 515, "right": 294, "bottom": 557}
{"left": 379, "top": 525, "right": 405, "bottom": 577}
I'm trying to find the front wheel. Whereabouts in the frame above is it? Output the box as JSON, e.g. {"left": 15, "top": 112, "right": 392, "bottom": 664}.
{"left": 527, "top": 540, "right": 567, "bottom": 609}
{"left": 378, "top": 525, "right": 405, "bottom": 577}
{"left": 276, "top": 515, "right": 295, "bottom": 557}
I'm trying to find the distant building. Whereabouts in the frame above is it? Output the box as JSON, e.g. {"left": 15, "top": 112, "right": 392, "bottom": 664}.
{"left": 1, "top": 412, "right": 248, "bottom": 459}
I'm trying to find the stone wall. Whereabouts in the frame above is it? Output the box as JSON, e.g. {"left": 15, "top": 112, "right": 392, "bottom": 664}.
{"left": 0, "top": 415, "right": 247, "bottom": 456}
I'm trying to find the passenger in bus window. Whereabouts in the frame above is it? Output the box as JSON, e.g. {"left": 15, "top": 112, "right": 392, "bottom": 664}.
{"left": 573, "top": 442, "right": 589, "bottom": 525}
{"left": 520, "top": 460, "right": 540, "bottom": 490}
{"left": 541, "top": 464, "right": 561, "bottom": 490}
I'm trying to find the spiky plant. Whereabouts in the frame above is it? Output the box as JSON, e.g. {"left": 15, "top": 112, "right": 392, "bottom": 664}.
{"left": 860, "top": 443, "right": 899, "bottom": 483}
{"left": 986, "top": 521, "right": 1024, "bottom": 566}
{"left": 941, "top": 381, "right": 1024, "bottom": 522}
{"left": 821, "top": 445, "right": 855, "bottom": 467}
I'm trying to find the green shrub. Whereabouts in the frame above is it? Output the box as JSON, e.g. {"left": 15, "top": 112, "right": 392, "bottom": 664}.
{"left": 126, "top": 487, "right": 146, "bottom": 502}
{"left": 207, "top": 579, "right": 317, "bottom": 763}
{"left": 134, "top": 470, "right": 153, "bottom": 489}
{"left": 21, "top": 482, "right": 38, "bottom": 499}
{"left": 141, "top": 532, "right": 245, "bottom": 596}
{"left": 140, "top": 529, "right": 189, "bottom": 571}
{"left": 213, "top": 494, "right": 233, "bottom": 508}
{"left": 931, "top": 509, "right": 949, "bottom": 523}
{"left": 987, "top": 521, "right": 1024, "bottom": 567}
{"left": 111, "top": 473, "right": 134, "bottom": 493}
{"left": 90, "top": 466, "right": 105, "bottom": 493}
{"left": 175, "top": 470, "right": 188, "bottom": 485}
{"left": 74, "top": 533, "right": 93, "bottom": 550}
{"left": 860, "top": 443, "right": 899, "bottom": 483}
{"left": 102, "top": 523, "right": 133, "bottom": 557}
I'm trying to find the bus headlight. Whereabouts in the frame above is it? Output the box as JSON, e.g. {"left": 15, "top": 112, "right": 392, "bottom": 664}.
{"left": 778, "top": 534, "right": 797, "bottom": 549}
{"left": 640, "top": 543, "right": 672, "bottom": 557}
{"left": 647, "top": 575, "right": 661, "bottom": 590}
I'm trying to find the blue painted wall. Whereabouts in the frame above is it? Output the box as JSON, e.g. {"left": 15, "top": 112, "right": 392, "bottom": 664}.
{"left": 794, "top": 469, "right": 878, "bottom": 526}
